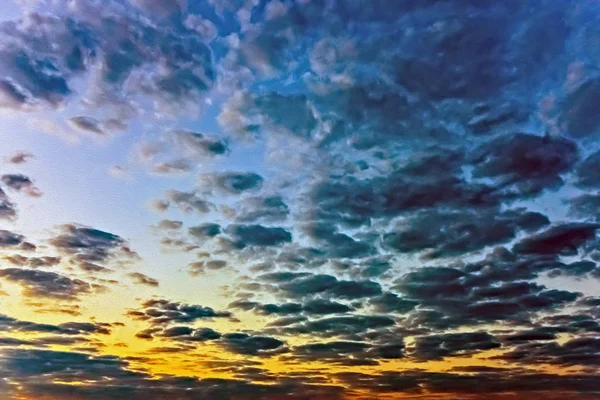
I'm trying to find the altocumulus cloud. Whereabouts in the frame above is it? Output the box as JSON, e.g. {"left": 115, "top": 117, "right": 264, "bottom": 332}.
{"left": 1, "top": 1, "right": 600, "bottom": 399}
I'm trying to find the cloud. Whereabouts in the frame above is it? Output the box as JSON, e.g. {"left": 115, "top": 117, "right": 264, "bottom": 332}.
{"left": 172, "top": 130, "right": 228, "bottom": 156}
{"left": 273, "top": 273, "right": 381, "bottom": 300}
{"left": 230, "top": 299, "right": 352, "bottom": 316}
{"left": 513, "top": 223, "right": 600, "bottom": 256}
{"left": 188, "top": 223, "right": 221, "bottom": 238}
{"left": 127, "top": 299, "right": 232, "bottom": 325}
{"left": 156, "top": 190, "right": 214, "bottom": 214}
{"left": 269, "top": 315, "right": 395, "bottom": 339}
{"left": 227, "top": 224, "right": 291, "bottom": 247}
{"left": 0, "top": 0, "right": 217, "bottom": 114}
{"left": 69, "top": 116, "right": 104, "bottom": 135}
{"left": 188, "top": 259, "right": 227, "bottom": 276}
{"left": 220, "top": 332, "right": 287, "bottom": 356}
{"left": 0, "top": 268, "right": 105, "bottom": 301}
{"left": 411, "top": 331, "right": 500, "bottom": 361}
{"left": 1, "top": 174, "right": 42, "bottom": 197}
{"left": 0, "top": 188, "right": 17, "bottom": 220}
{"left": 0, "top": 314, "right": 111, "bottom": 336}
{"left": 155, "top": 219, "right": 183, "bottom": 230}
{"left": 383, "top": 208, "right": 549, "bottom": 259}
{"left": 199, "top": 171, "right": 264, "bottom": 194}
{"left": 235, "top": 195, "right": 289, "bottom": 222}
{"left": 0, "top": 348, "right": 344, "bottom": 400}
{"left": 48, "top": 224, "right": 139, "bottom": 266}
{"left": 127, "top": 272, "right": 159, "bottom": 287}
{"left": 493, "top": 337, "right": 600, "bottom": 367}
{"left": 0, "top": 230, "right": 25, "bottom": 247}
{"left": 1, "top": 1, "right": 600, "bottom": 398}
{"left": 2, "top": 254, "right": 61, "bottom": 268}
{"left": 5, "top": 151, "right": 34, "bottom": 164}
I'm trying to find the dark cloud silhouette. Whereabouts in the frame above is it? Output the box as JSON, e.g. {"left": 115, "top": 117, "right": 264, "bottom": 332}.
{"left": 1, "top": 174, "right": 42, "bottom": 197}
{"left": 49, "top": 224, "right": 138, "bottom": 266}
{"left": 227, "top": 224, "right": 291, "bottom": 247}
{"left": 411, "top": 331, "right": 500, "bottom": 361}
{"left": 269, "top": 315, "right": 396, "bottom": 339}
{"left": 0, "top": 268, "right": 104, "bottom": 301}
{"left": 69, "top": 116, "right": 104, "bottom": 135}
{"left": 275, "top": 273, "right": 381, "bottom": 300}
{"left": 172, "top": 130, "right": 228, "bottom": 156}
{"left": 200, "top": 171, "right": 264, "bottom": 194}
{"left": 0, "top": 348, "right": 344, "bottom": 400}
{"left": 188, "top": 223, "right": 221, "bottom": 239}
{"left": 230, "top": 299, "right": 352, "bottom": 316}
{"left": 493, "top": 337, "right": 600, "bottom": 367}
{"left": 127, "top": 299, "right": 232, "bottom": 325}
{"left": 0, "top": 187, "right": 17, "bottom": 220}
{"left": 0, "top": 314, "right": 111, "bottom": 335}
{"left": 383, "top": 208, "right": 549, "bottom": 259}
{"left": 513, "top": 223, "right": 600, "bottom": 256}
{"left": 235, "top": 195, "right": 289, "bottom": 222}
{"left": 221, "top": 333, "right": 287, "bottom": 356}
{"left": 0, "top": 229, "right": 25, "bottom": 247}
{"left": 470, "top": 133, "right": 577, "bottom": 197}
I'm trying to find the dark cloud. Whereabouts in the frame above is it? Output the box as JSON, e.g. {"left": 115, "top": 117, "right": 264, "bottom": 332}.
{"left": 493, "top": 337, "right": 600, "bottom": 367}
{"left": 231, "top": 299, "right": 352, "bottom": 316}
{"left": 1, "top": 1, "right": 600, "bottom": 398}
{"left": 368, "top": 293, "right": 418, "bottom": 314}
{"left": 126, "top": 299, "right": 232, "bottom": 325}
{"left": 576, "top": 150, "right": 600, "bottom": 188}
{"left": 0, "top": 187, "right": 17, "bottom": 220}
{"left": 561, "top": 78, "right": 600, "bottom": 138}
{"left": 0, "top": 314, "right": 111, "bottom": 336}
{"left": 276, "top": 273, "right": 381, "bottom": 300}
{"left": 513, "top": 223, "right": 600, "bottom": 256}
{"left": 200, "top": 171, "right": 264, "bottom": 194}
{"left": 0, "top": 268, "right": 104, "bottom": 301}
{"left": 383, "top": 208, "right": 549, "bottom": 259}
{"left": 0, "top": 229, "right": 25, "bottom": 247}
{"left": 411, "top": 331, "right": 500, "bottom": 361}
{"left": 188, "top": 223, "right": 221, "bottom": 239}
{"left": 292, "top": 340, "right": 375, "bottom": 365}
{"left": 69, "top": 116, "right": 104, "bottom": 135}
{"left": 227, "top": 224, "right": 291, "bottom": 247}
{"left": 221, "top": 332, "right": 287, "bottom": 356}
{"left": 172, "top": 130, "right": 228, "bottom": 156}
{"left": 235, "top": 195, "right": 289, "bottom": 222}
{"left": 49, "top": 224, "right": 138, "bottom": 266}
{"left": 336, "top": 369, "right": 600, "bottom": 398}
{"left": 470, "top": 133, "right": 577, "bottom": 197}
{"left": 1, "top": 173, "right": 42, "bottom": 197}
{"left": 0, "top": 348, "right": 343, "bottom": 400}
{"left": 569, "top": 193, "right": 600, "bottom": 222}
{"left": 303, "top": 222, "right": 374, "bottom": 258}
{"left": 269, "top": 315, "right": 396, "bottom": 339}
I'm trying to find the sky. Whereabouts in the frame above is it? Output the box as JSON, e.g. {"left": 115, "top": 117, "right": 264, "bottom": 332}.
{"left": 1, "top": 0, "right": 600, "bottom": 399}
